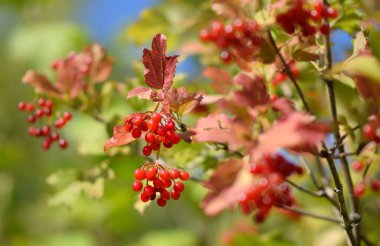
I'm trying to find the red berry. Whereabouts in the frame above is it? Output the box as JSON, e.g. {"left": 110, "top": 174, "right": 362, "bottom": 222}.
{"left": 370, "top": 180, "right": 380, "bottom": 192}
{"left": 211, "top": 20, "right": 224, "bottom": 36}
{"left": 147, "top": 119, "right": 159, "bottom": 132}
{"left": 162, "top": 178, "right": 172, "bottom": 188}
{"left": 220, "top": 50, "right": 233, "bottom": 64}
{"left": 132, "top": 180, "right": 143, "bottom": 192}
{"left": 38, "top": 98, "right": 46, "bottom": 107}
{"left": 50, "top": 132, "right": 60, "bottom": 141}
{"left": 43, "top": 108, "right": 52, "bottom": 117}
{"left": 153, "top": 178, "right": 162, "bottom": 189}
{"left": 354, "top": 182, "right": 366, "bottom": 197}
{"left": 58, "top": 139, "right": 68, "bottom": 149}
{"left": 18, "top": 102, "right": 26, "bottom": 111}
{"left": 146, "top": 167, "right": 158, "bottom": 180}
{"left": 145, "top": 133, "right": 156, "bottom": 143}
{"left": 131, "top": 128, "right": 142, "bottom": 138}
{"left": 140, "top": 192, "right": 150, "bottom": 202}
{"left": 41, "top": 126, "right": 51, "bottom": 136}
{"left": 165, "top": 120, "right": 175, "bottom": 131}
{"left": 179, "top": 171, "right": 190, "bottom": 181}
{"left": 144, "top": 185, "right": 155, "bottom": 196}
{"left": 141, "top": 121, "right": 148, "bottom": 131}
{"left": 142, "top": 145, "right": 152, "bottom": 156}
{"left": 63, "top": 112, "right": 72, "bottom": 121}
{"left": 159, "top": 170, "right": 170, "bottom": 180}
{"left": 35, "top": 109, "right": 44, "bottom": 118}
{"left": 310, "top": 9, "right": 322, "bottom": 22}
{"left": 42, "top": 139, "right": 51, "bottom": 150}
{"left": 174, "top": 182, "right": 185, "bottom": 192}
{"left": 352, "top": 161, "right": 364, "bottom": 172}
{"left": 55, "top": 118, "right": 66, "bottom": 128}
{"left": 27, "top": 115, "right": 36, "bottom": 123}
{"left": 134, "top": 169, "right": 147, "bottom": 180}
{"left": 233, "top": 18, "right": 247, "bottom": 32}
{"left": 26, "top": 103, "right": 35, "bottom": 112}
{"left": 199, "top": 29, "right": 212, "bottom": 42}
{"left": 132, "top": 115, "right": 143, "bottom": 126}
{"left": 150, "top": 142, "right": 160, "bottom": 151}
{"left": 157, "top": 198, "right": 167, "bottom": 207}
{"left": 170, "top": 169, "right": 180, "bottom": 179}
{"left": 320, "top": 23, "right": 330, "bottom": 35}
{"left": 45, "top": 100, "right": 54, "bottom": 108}
{"left": 160, "top": 189, "right": 171, "bottom": 200}
{"left": 125, "top": 122, "right": 133, "bottom": 132}
{"left": 163, "top": 142, "right": 173, "bottom": 149}
{"left": 363, "top": 123, "right": 376, "bottom": 139}
{"left": 151, "top": 112, "right": 162, "bottom": 123}
{"left": 326, "top": 7, "right": 338, "bottom": 19}
{"left": 171, "top": 190, "right": 181, "bottom": 200}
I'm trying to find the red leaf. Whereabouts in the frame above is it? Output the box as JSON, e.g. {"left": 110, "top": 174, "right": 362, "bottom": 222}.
{"left": 22, "top": 70, "right": 62, "bottom": 97}
{"left": 162, "top": 87, "right": 203, "bottom": 115}
{"left": 255, "top": 112, "right": 328, "bottom": 153}
{"left": 203, "top": 67, "right": 233, "bottom": 94}
{"left": 104, "top": 125, "right": 136, "bottom": 151}
{"left": 194, "top": 113, "right": 250, "bottom": 151}
{"left": 127, "top": 86, "right": 153, "bottom": 100}
{"left": 232, "top": 73, "right": 269, "bottom": 107}
{"left": 90, "top": 43, "right": 113, "bottom": 82}
{"left": 201, "top": 158, "right": 253, "bottom": 216}
{"left": 142, "top": 34, "right": 179, "bottom": 91}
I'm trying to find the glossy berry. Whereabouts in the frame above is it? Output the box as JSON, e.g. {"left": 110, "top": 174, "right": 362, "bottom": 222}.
{"left": 319, "top": 24, "right": 330, "bottom": 35}
{"left": 63, "top": 112, "right": 72, "bottom": 121}
{"left": 159, "top": 170, "right": 170, "bottom": 180}
{"left": 144, "top": 185, "right": 155, "bottom": 196}
{"left": 134, "top": 169, "right": 147, "bottom": 180}
{"left": 220, "top": 51, "right": 233, "bottom": 64}
{"left": 352, "top": 161, "right": 364, "bottom": 172}
{"left": 363, "top": 123, "right": 376, "bottom": 139}
{"left": 131, "top": 128, "right": 142, "bottom": 138}
{"left": 18, "top": 102, "right": 26, "bottom": 111}
{"left": 146, "top": 167, "right": 158, "bottom": 180}
{"left": 157, "top": 198, "right": 167, "bottom": 207}
{"left": 171, "top": 190, "right": 181, "bottom": 200}
{"left": 179, "top": 171, "right": 190, "bottom": 181}
{"left": 142, "top": 145, "right": 152, "bottom": 156}
{"left": 140, "top": 193, "right": 150, "bottom": 202}
{"left": 354, "top": 182, "right": 366, "bottom": 197}
{"left": 26, "top": 103, "right": 35, "bottom": 112}
{"left": 145, "top": 133, "right": 156, "bottom": 143}
{"left": 151, "top": 112, "right": 162, "bottom": 123}
{"left": 132, "top": 181, "right": 143, "bottom": 192}
{"left": 170, "top": 169, "right": 180, "bottom": 179}
{"left": 326, "top": 7, "right": 338, "bottom": 19}
{"left": 58, "top": 139, "right": 68, "bottom": 149}
{"left": 174, "top": 182, "right": 185, "bottom": 192}
{"left": 27, "top": 115, "right": 36, "bottom": 123}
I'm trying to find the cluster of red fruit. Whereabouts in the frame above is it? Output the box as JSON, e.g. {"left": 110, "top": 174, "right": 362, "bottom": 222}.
{"left": 18, "top": 98, "right": 70, "bottom": 150}
{"left": 276, "top": 0, "right": 338, "bottom": 36}
{"left": 132, "top": 164, "right": 190, "bottom": 206}
{"left": 271, "top": 60, "right": 300, "bottom": 87}
{"left": 199, "top": 19, "right": 261, "bottom": 64}
{"left": 362, "top": 115, "right": 380, "bottom": 144}
{"left": 239, "top": 154, "right": 303, "bottom": 222}
{"left": 351, "top": 160, "right": 380, "bottom": 197}
{"left": 125, "top": 112, "right": 182, "bottom": 156}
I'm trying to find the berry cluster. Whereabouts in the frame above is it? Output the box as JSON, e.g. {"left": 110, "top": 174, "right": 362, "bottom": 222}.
{"left": 271, "top": 60, "right": 300, "bottom": 87}
{"left": 199, "top": 19, "right": 261, "bottom": 64}
{"left": 18, "top": 98, "right": 70, "bottom": 150}
{"left": 132, "top": 163, "right": 190, "bottom": 206}
{"left": 239, "top": 154, "right": 303, "bottom": 222}
{"left": 276, "top": 0, "right": 338, "bottom": 36}
{"left": 362, "top": 115, "right": 380, "bottom": 144}
{"left": 124, "top": 112, "right": 182, "bottom": 156}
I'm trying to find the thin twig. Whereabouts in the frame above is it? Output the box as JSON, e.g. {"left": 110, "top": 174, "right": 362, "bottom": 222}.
{"left": 267, "top": 30, "right": 311, "bottom": 112}
{"left": 278, "top": 205, "right": 342, "bottom": 224}
{"left": 285, "top": 179, "right": 324, "bottom": 197}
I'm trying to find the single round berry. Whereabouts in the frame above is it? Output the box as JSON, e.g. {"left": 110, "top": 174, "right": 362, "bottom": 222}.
{"left": 45, "top": 100, "right": 54, "bottom": 108}
{"left": 150, "top": 142, "right": 160, "bottom": 151}
{"left": 26, "top": 103, "right": 35, "bottom": 112}
{"left": 171, "top": 190, "right": 181, "bottom": 200}
{"left": 159, "top": 170, "right": 170, "bottom": 180}
{"left": 18, "top": 102, "right": 26, "bottom": 111}
{"left": 145, "top": 133, "right": 156, "bottom": 143}
{"left": 50, "top": 132, "right": 60, "bottom": 141}
{"left": 146, "top": 167, "right": 158, "bottom": 180}
{"left": 165, "top": 120, "right": 175, "bottom": 131}
{"left": 170, "top": 169, "right": 180, "bottom": 179}
{"left": 58, "top": 139, "right": 68, "bottom": 149}
{"left": 151, "top": 112, "right": 162, "bottom": 123}
{"left": 132, "top": 180, "right": 143, "bottom": 192}
{"left": 43, "top": 108, "right": 52, "bottom": 116}
{"left": 132, "top": 115, "right": 143, "bottom": 126}
{"left": 142, "top": 145, "right": 152, "bottom": 156}
{"left": 140, "top": 192, "right": 150, "bottom": 202}
{"left": 179, "top": 171, "right": 190, "bottom": 181}
{"left": 125, "top": 122, "right": 133, "bottom": 132}
{"left": 233, "top": 18, "right": 247, "bottom": 32}
{"left": 163, "top": 142, "right": 173, "bottom": 149}
{"left": 352, "top": 161, "right": 364, "bottom": 172}
{"left": 27, "top": 115, "right": 36, "bottom": 123}
{"left": 320, "top": 23, "right": 330, "bottom": 35}
{"left": 144, "top": 185, "right": 155, "bottom": 196}
{"left": 354, "top": 182, "right": 366, "bottom": 197}
{"left": 131, "top": 128, "right": 142, "bottom": 138}
{"left": 42, "top": 139, "right": 51, "bottom": 150}
{"left": 162, "top": 178, "right": 172, "bottom": 188}
{"left": 199, "top": 29, "right": 212, "bottom": 42}
{"left": 41, "top": 126, "right": 51, "bottom": 136}
{"left": 153, "top": 178, "right": 162, "bottom": 189}
{"left": 211, "top": 20, "right": 224, "bottom": 36}
{"left": 134, "top": 169, "right": 147, "bottom": 180}
{"left": 141, "top": 121, "right": 148, "bottom": 131}
{"left": 55, "top": 118, "right": 66, "bottom": 128}
{"left": 220, "top": 50, "right": 233, "bottom": 64}
{"left": 160, "top": 189, "right": 171, "bottom": 200}
{"left": 363, "top": 123, "right": 376, "bottom": 139}
{"left": 35, "top": 109, "right": 44, "bottom": 118}
{"left": 147, "top": 119, "right": 159, "bottom": 132}
{"left": 63, "top": 112, "right": 72, "bottom": 121}
{"left": 370, "top": 180, "right": 380, "bottom": 192}
{"left": 326, "top": 7, "right": 338, "bottom": 19}
{"left": 174, "top": 182, "right": 185, "bottom": 192}
{"left": 157, "top": 198, "right": 167, "bottom": 207}
{"left": 38, "top": 98, "right": 46, "bottom": 107}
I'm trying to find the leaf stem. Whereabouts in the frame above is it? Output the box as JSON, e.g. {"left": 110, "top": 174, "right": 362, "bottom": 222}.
{"left": 267, "top": 31, "right": 311, "bottom": 112}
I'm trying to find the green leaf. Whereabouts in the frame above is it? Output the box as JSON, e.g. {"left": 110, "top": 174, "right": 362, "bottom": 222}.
{"left": 369, "top": 27, "right": 380, "bottom": 61}
{"left": 341, "top": 56, "right": 380, "bottom": 83}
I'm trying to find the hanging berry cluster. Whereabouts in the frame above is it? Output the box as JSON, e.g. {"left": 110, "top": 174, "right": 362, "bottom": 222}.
{"left": 18, "top": 98, "right": 70, "bottom": 150}
{"left": 124, "top": 112, "right": 182, "bottom": 156}
{"left": 362, "top": 115, "right": 380, "bottom": 144}
{"left": 199, "top": 19, "right": 262, "bottom": 64}
{"left": 105, "top": 34, "right": 201, "bottom": 207}
{"left": 239, "top": 154, "right": 303, "bottom": 222}
{"left": 132, "top": 164, "right": 189, "bottom": 206}
{"left": 276, "top": 0, "right": 338, "bottom": 36}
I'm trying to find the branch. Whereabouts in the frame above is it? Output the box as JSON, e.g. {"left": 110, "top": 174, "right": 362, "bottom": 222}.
{"left": 278, "top": 205, "right": 342, "bottom": 224}
{"left": 267, "top": 31, "right": 311, "bottom": 112}
{"left": 285, "top": 179, "right": 324, "bottom": 197}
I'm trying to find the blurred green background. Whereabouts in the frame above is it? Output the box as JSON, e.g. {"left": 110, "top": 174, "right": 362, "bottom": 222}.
{"left": 2, "top": 0, "right": 380, "bottom": 246}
